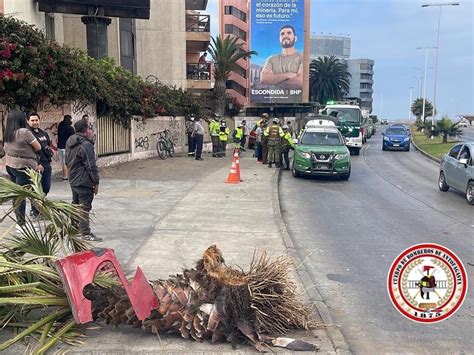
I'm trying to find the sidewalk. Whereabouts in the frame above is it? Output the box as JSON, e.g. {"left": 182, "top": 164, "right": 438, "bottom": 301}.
{"left": 1, "top": 151, "right": 334, "bottom": 353}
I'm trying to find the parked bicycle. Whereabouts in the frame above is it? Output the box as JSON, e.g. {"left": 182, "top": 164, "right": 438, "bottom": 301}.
{"left": 151, "top": 130, "right": 175, "bottom": 160}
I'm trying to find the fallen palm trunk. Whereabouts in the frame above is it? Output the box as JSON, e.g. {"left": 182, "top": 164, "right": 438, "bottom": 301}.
{"left": 84, "top": 245, "right": 320, "bottom": 351}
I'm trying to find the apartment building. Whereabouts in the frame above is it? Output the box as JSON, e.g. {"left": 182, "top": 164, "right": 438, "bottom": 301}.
{"left": 346, "top": 59, "right": 374, "bottom": 113}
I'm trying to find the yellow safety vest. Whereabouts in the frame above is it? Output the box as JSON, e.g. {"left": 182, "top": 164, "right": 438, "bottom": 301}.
{"left": 219, "top": 128, "right": 230, "bottom": 141}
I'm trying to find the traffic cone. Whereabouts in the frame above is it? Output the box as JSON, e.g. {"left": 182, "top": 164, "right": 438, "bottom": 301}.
{"left": 226, "top": 149, "right": 242, "bottom": 184}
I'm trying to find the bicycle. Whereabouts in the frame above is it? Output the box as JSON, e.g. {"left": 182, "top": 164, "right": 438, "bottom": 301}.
{"left": 151, "top": 130, "right": 175, "bottom": 160}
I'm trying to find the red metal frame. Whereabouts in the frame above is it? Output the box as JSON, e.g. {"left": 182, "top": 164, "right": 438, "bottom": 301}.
{"left": 56, "top": 248, "right": 159, "bottom": 324}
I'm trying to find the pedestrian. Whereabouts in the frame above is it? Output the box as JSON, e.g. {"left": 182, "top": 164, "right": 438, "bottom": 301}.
{"left": 264, "top": 117, "right": 284, "bottom": 168}
{"left": 57, "top": 114, "right": 75, "bottom": 180}
{"left": 255, "top": 121, "right": 264, "bottom": 162}
{"left": 240, "top": 119, "right": 247, "bottom": 151}
{"left": 193, "top": 117, "right": 204, "bottom": 161}
{"left": 209, "top": 114, "right": 221, "bottom": 157}
{"left": 280, "top": 125, "right": 295, "bottom": 170}
{"left": 286, "top": 120, "right": 294, "bottom": 137}
{"left": 66, "top": 119, "right": 102, "bottom": 242}
{"left": 3, "top": 111, "right": 42, "bottom": 231}
{"left": 27, "top": 112, "right": 54, "bottom": 218}
{"left": 82, "top": 114, "right": 95, "bottom": 141}
{"left": 261, "top": 120, "right": 269, "bottom": 164}
{"left": 186, "top": 115, "right": 196, "bottom": 156}
{"left": 232, "top": 122, "right": 244, "bottom": 150}
{"left": 218, "top": 120, "right": 230, "bottom": 157}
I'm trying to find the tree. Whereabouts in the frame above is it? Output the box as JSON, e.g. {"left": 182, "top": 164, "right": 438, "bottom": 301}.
{"left": 309, "top": 56, "right": 351, "bottom": 104}
{"left": 432, "top": 116, "right": 463, "bottom": 143}
{"left": 411, "top": 98, "right": 434, "bottom": 123}
{"left": 208, "top": 35, "right": 256, "bottom": 116}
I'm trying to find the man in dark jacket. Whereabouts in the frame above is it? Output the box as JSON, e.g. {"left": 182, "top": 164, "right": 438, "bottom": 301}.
{"left": 27, "top": 112, "right": 54, "bottom": 218}
{"left": 66, "top": 119, "right": 101, "bottom": 242}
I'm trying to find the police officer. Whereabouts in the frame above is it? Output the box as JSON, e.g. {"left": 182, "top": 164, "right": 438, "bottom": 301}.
{"left": 280, "top": 125, "right": 294, "bottom": 170}
{"left": 233, "top": 122, "right": 244, "bottom": 149}
{"left": 209, "top": 114, "right": 221, "bottom": 157}
{"left": 264, "top": 118, "right": 284, "bottom": 168}
{"left": 218, "top": 121, "right": 230, "bottom": 156}
{"left": 186, "top": 115, "right": 196, "bottom": 156}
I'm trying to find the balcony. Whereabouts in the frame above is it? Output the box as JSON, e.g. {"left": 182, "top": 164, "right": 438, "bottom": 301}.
{"left": 186, "top": 15, "right": 210, "bottom": 52}
{"left": 186, "top": 63, "right": 211, "bottom": 90}
{"left": 185, "top": 0, "right": 208, "bottom": 11}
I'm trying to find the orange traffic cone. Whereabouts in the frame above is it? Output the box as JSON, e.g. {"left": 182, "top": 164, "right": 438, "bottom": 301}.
{"left": 226, "top": 150, "right": 242, "bottom": 184}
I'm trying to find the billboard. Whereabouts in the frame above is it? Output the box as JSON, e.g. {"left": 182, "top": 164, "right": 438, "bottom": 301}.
{"left": 250, "top": 0, "right": 306, "bottom": 104}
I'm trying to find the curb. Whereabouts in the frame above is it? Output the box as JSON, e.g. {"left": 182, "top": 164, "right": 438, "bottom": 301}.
{"left": 271, "top": 169, "right": 351, "bottom": 353}
{"left": 410, "top": 136, "right": 441, "bottom": 164}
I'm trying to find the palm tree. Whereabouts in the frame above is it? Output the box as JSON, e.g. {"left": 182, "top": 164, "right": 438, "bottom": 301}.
{"left": 309, "top": 56, "right": 351, "bottom": 104}
{"left": 208, "top": 35, "right": 256, "bottom": 116}
{"left": 411, "top": 98, "right": 434, "bottom": 123}
{"left": 433, "top": 116, "right": 463, "bottom": 143}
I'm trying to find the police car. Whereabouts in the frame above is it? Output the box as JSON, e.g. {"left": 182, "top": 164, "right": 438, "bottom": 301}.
{"left": 292, "top": 119, "right": 351, "bottom": 180}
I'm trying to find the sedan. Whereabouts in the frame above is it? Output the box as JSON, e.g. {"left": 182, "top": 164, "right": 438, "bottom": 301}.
{"left": 382, "top": 127, "right": 410, "bottom": 151}
{"left": 438, "top": 143, "right": 474, "bottom": 205}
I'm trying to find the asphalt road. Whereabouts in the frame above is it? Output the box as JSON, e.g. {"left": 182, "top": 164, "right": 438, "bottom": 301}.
{"left": 280, "top": 131, "right": 473, "bottom": 353}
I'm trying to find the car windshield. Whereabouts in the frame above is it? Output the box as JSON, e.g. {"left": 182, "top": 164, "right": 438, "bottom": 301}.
{"left": 386, "top": 128, "right": 407, "bottom": 135}
{"left": 301, "top": 132, "right": 343, "bottom": 146}
{"left": 326, "top": 108, "right": 360, "bottom": 123}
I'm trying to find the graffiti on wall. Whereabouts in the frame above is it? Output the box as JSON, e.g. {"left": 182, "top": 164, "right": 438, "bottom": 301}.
{"left": 132, "top": 117, "right": 185, "bottom": 153}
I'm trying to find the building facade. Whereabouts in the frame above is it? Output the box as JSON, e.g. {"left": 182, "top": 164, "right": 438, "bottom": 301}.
{"left": 345, "top": 58, "right": 374, "bottom": 112}
{"left": 218, "top": 0, "right": 250, "bottom": 107}
{"left": 310, "top": 34, "right": 351, "bottom": 60}
{"left": 1, "top": 0, "right": 211, "bottom": 92}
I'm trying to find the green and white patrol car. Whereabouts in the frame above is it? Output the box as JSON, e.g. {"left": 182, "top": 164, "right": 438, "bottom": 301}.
{"left": 292, "top": 119, "right": 351, "bottom": 180}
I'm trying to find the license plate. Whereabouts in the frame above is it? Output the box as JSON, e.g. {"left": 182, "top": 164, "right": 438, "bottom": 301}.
{"left": 316, "top": 164, "right": 329, "bottom": 170}
{"left": 393, "top": 144, "right": 399, "bottom": 147}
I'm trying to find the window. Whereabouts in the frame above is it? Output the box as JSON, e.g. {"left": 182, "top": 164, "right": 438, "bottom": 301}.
{"left": 45, "top": 13, "right": 55, "bottom": 40}
{"left": 360, "top": 83, "right": 372, "bottom": 89}
{"left": 360, "top": 63, "right": 373, "bottom": 71}
{"left": 360, "top": 73, "right": 372, "bottom": 80}
{"left": 224, "top": 6, "right": 247, "bottom": 22}
{"left": 458, "top": 146, "right": 471, "bottom": 162}
{"left": 226, "top": 80, "right": 246, "bottom": 96}
{"left": 233, "top": 64, "right": 247, "bottom": 79}
{"left": 120, "top": 18, "right": 136, "bottom": 74}
{"left": 449, "top": 144, "right": 462, "bottom": 158}
{"left": 225, "top": 24, "right": 247, "bottom": 41}
{"left": 360, "top": 93, "right": 372, "bottom": 99}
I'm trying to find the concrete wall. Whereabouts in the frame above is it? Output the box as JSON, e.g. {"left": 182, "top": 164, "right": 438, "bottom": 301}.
{"left": 136, "top": 0, "right": 187, "bottom": 87}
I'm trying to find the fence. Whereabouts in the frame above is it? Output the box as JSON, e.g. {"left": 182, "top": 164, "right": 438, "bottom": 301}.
{"left": 96, "top": 117, "right": 131, "bottom": 156}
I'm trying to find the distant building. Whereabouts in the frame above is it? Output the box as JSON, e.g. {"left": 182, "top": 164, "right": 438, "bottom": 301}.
{"left": 345, "top": 59, "right": 374, "bottom": 113}
{"left": 310, "top": 34, "right": 351, "bottom": 60}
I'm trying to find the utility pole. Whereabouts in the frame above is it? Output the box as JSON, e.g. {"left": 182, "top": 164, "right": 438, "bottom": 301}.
{"left": 409, "top": 87, "right": 413, "bottom": 122}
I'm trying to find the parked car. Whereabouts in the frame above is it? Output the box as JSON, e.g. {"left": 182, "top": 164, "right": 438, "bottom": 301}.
{"left": 382, "top": 126, "right": 410, "bottom": 151}
{"left": 292, "top": 119, "right": 351, "bottom": 180}
{"left": 438, "top": 143, "right": 474, "bottom": 205}
{"left": 381, "top": 118, "right": 389, "bottom": 125}
{"left": 457, "top": 121, "right": 468, "bottom": 128}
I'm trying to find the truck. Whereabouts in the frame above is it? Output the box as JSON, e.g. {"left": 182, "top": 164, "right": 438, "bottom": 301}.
{"left": 319, "top": 100, "right": 365, "bottom": 155}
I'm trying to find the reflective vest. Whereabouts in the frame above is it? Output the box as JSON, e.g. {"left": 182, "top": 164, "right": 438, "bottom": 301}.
{"left": 234, "top": 127, "right": 243, "bottom": 139}
{"left": 219, "top": 127, "right": 230, "bottom": 141}
{"left": 282, "top": 132, "right": 294, "bottom": 148}
{"left": 209, "top": 119, "right": 220, "bottom": 136}
{"left": 265, "top": 124, "right": 283, "bottom": 139}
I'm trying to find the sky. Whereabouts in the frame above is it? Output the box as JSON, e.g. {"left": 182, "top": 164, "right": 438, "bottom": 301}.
{"left": 206, "top": 0, "right": 473, "bottom": 120}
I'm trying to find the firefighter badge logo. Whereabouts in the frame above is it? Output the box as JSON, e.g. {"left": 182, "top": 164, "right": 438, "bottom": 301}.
{"left": 387, "top": 243, "right": 468, "bottom": 323}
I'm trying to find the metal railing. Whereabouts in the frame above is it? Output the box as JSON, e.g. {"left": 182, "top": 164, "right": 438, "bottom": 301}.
{"left": 185, "top": 14, "right": 210, "bottom": 32}
{"left": 186, "top": 63, "right": 211, "bottom": 80}
{"left": 96, "top": 116, "right": 131, "bottom": 156}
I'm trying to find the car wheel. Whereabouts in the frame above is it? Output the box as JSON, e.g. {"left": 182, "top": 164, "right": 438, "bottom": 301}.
{"left": 382, "top": 145, "right": 386, "bottom": 151}
{"left": 353, "top": 148, "right": 360, "bottom": 156}
{"left": 340, "top": 169, "right": 351, "bottom": 181}
{"left": 438, "top": 171, "right": 449, "bottom": 192}
{"left": 466, "top": 181, "right": 474, "bottom": 205}
{"left": 291, "top": 163, "right": 301, "bottom": 178}
{"left": 405, "top": 146, "right": 410, "bottom": 152}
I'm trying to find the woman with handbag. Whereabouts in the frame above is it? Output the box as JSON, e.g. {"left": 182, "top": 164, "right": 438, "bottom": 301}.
{"left": 3, "top": 111, "right": 42, "bottom": 230}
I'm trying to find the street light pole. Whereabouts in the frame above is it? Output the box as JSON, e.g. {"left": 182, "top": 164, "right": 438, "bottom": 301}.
{"left": 409, "top": 87, "right": 413, "bottom": 122}
{"left": 421, "top": 2, "right": 460, "bottom": 125}
{"left": 416, "top": 47, "right": 435, "bottom": 126}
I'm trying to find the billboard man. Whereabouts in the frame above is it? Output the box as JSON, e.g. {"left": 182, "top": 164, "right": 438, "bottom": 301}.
{"left": 260, "top": 25, "right": 303, "bottom": 90}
